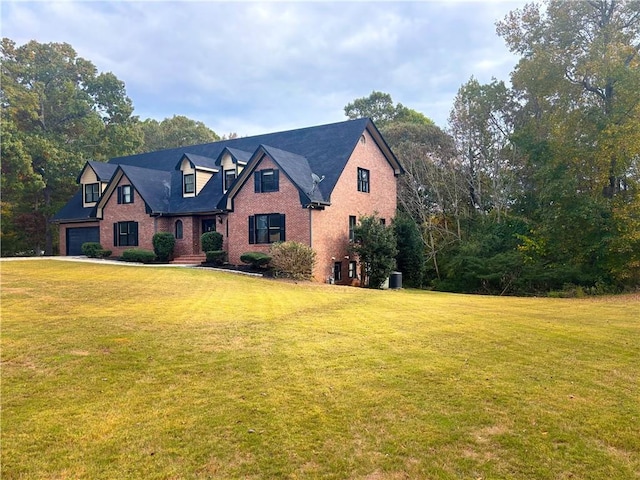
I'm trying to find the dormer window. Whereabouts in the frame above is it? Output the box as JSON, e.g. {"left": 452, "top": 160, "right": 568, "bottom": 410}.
{"left": 84, "top": 183, "right": 100, "bottom": 203}
{"left": 183, "top": 173, "right": 195, "bottom": 194}
{"left": 254, "top": 169, "right": 279, "bottom": 193}
{"left": 224, "top": 169, "right": 236, "bottom": 191}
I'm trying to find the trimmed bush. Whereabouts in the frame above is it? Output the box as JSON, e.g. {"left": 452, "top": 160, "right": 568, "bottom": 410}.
{"left": 81, "top": 242, "right": 103, "bottom": 258}
{"left": 205, "top": 250, "right": 227, "bottom": 265}
{"left": 202, "top": 231, "right": 223, "bottom": 252}
{"left": 240, "top": 252, "right": 272, "bottom": 269}
{"left": 96, "top": 249, "right": 112, "bottom": 258}
{"left": 152, "top": 232, "right": 175, "bottom": 262}
{"left": 269, "top": 241, "right": 316, "bottom": 280}
{"left": 121, "top": 249, "right": 156, "bottom": 263}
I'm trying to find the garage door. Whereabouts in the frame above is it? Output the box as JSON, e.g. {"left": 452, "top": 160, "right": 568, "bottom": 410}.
{"left": 66, "top": 227, "right": 100, "bottom": 256}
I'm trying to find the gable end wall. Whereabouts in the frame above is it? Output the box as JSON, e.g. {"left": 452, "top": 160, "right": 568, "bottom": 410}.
{"left": 311, "top": 129, "right": 397, "bottom": 282}
{"left": 226, "top": 156, "right": 311, "bottom": 265}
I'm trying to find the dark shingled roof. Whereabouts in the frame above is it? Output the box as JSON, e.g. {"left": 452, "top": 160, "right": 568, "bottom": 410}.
{"left": 259, "top": 144, "right": 326, "bottom": 204}
{"left": 218, "top": 147, "right": 253, "bottom": 165}
{"left": 181, "top": 153, "right": 218, "bottom": 171}
{"left": 52, "top": 190, "right": 96, "bottom": 222}
{"left": 55, "top": 118, "right": 400, "bottom": 221}
{"left": 108, "top": 118, "right": 374, "bottom": 197}
{"left": 89, "top": 161, "right": 118, "bottom": 181}
{"left": 118, "top": 165, "right": 172, "bottom": 213}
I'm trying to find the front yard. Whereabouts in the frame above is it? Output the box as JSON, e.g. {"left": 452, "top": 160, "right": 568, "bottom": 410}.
{"left": 1, "top": 260, "right": 639, "bottom": 479}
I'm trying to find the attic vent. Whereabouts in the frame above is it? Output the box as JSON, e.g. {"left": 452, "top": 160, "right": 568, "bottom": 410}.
{"left": 360, "top": 134, "right": 366, "bottom": 144}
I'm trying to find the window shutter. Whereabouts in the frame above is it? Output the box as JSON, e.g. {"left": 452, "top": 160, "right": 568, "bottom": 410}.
{"left": 113, "top": 223, "right": 118, "bottom": 247}
{"left": 280, "top": 214, "right": 286, "bottom": 242}
{"left": 248, "top": 216, "right": 255, "bottom": 244}
{"left": 254, "top": 172, "right": 261, "bottom": 193}
{"left": 273, "top": 170, "right": 279, "bottom": 191}
{"left": 130, "top": 188, "right": 134, "bottom": 203}
{"left": 117, "top": 186, "right": 122, "bottom": 204}
{"left": 132, "top": 222, "right": 138, "bottom": 246}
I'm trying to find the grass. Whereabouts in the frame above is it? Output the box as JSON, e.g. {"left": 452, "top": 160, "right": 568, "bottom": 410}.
{"left": 1, "top": 259, "right": 639, "bottom": 479}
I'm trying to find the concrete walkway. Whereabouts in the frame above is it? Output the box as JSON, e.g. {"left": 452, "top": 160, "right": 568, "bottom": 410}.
{"left": 0, "top": 256, "right": 195, "bottom": 267}
{"left": 0, "top": 256, "right": 264, "bottom": 276}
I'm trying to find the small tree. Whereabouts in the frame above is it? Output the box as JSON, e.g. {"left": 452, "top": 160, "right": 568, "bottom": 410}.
{"left": 152, "top": 232, "right": 175, "bottom": 262}
{"left": 393, "top": 212, "right": 425, "bottom": 288}
{"left": 351, "top": 214, "right": 398, "bottom": 288}
{"left": 269, "top": 241, "right": 317, "bottom": 280}
{"left": 201, "top": 231, "right": 223, "bottom": 252}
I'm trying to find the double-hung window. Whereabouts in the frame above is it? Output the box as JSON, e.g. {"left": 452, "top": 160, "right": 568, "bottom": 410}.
{"left": 349, "top": 215, "right": 357, "bottom": 242}
{"left": 117, "top": 185, "right": 133, "bottom": 204}
{"left": 249, "top": 214, "right": 285, "bottom": 244}
{"left": 224, "top": 169, "right": 236, "bottom": 191}
{"left": 357, "top": 167, "right": 370, "bottom": 193}
{"left": 348, "top": 261, "right": 357, "bottom": 279}
{"left": 85, "top": 183, "right": 100, "bottom": 203}
{"left": 184, "top": 173, "right": 195, "bottom": 194}
{"left": 114, "top": 221, "right": 138, "bottom": 247}
{"left": 254, "top": 169, "right": 279, "bottom": 193}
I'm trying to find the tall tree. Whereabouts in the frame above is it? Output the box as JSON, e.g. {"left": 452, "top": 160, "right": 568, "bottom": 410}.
{"left": 344, "top": 90, "right": 433, "bottom": 128}
{"left": 139, "top": 115, "right": 219, "bottom": 152}
{"left": 383, "top": 122, "right": 463, "bottom": 280}
{"left": 497, "top": 0, "right": 640, "bottom": 287}
{"left": 449, "top": 77, "right": 518, "bottom": 221}
{"left": 1, "top": 38, "right": 143, "bottom": 255}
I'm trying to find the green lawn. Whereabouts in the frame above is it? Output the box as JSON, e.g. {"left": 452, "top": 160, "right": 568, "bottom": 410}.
{"left": 1, "top": 260, "right": 639, "bottom": 479}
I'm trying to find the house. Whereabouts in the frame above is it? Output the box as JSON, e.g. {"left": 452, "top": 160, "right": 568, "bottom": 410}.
{"left": 54, "top": 118, "right": 403, "bottom": 283}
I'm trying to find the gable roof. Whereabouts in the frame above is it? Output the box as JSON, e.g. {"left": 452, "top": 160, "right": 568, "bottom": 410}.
{"left": 180, "top": 153, "right": 218, "bottom": 171}
{"left": 227, "top": 144, "right": 326, "bottom": 208}
{"left": 56, "top": 118, "right": 402, "bottom": 221}
{"left": 216, "top": 147, "right": 252, "bottom": 166}
{"left": 76, "top": 160, "right": 118, "bottom": 183}
{"left": 108, "top": 118, "right": 400, "bottom": 199}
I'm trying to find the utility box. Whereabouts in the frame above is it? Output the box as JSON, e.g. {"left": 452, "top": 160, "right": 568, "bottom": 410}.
{"left": 389, "top": 271, "right": 402, "bottom": 289}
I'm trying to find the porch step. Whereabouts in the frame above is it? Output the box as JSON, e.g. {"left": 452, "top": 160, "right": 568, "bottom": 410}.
{"left": 171, "top": 254, "right": 206, "bottom": 265}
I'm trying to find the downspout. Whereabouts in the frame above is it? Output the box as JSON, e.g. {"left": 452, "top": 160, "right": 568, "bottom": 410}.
{"left": 309, "top": 206, "right": 313, "bottom": 248}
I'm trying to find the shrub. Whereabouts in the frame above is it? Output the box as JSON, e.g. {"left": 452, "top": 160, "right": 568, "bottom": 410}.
{"left": 269, "top": 241, "right": 316, "bottom": 280}
{"left": 96, "top": 249, "right": 112, "bottom": 258}
{"left": 351, "top": 214, "right": 397, "bottom": 288}
{"left": 81, "top": 242, "right": 103, "bottom": 258}
{"left": 121, "top": 249, "right": 156, "bottom": 263}
{"left": 152, "top": 232, "right": 175, "bottom": 262}
{"left": 202, "top": 231, "right": 223, "bottom": 252}
{"left": 205, "top": 250, "right": 227, "bottom": 265}
{"left": 240, "top": 252, "right": 272, "bottom": 269}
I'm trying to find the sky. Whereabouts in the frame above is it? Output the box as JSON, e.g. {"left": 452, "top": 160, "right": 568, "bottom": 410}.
{"left": 1, "top": 0, "right": 529, "bottom": 137}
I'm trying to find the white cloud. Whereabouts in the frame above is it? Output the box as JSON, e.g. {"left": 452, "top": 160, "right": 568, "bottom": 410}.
{"left": 1, "top": 0, "right": 528, "bottom": 135}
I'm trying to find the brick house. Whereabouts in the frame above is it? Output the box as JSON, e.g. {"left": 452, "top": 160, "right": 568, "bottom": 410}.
{"left": 54, "top": 118, "right": 403, "bottom": 283}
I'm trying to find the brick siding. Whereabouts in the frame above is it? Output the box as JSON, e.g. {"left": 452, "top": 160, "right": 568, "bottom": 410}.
{"left": 311, "top": 130, "right": 397, "bottom": 283}
{"left": 227, "top": 156, "right": 311, "bottom": 265}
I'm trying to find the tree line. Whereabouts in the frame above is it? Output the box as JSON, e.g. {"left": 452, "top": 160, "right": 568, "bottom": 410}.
{"left": 2, "top": 0, "right": 639, "bottom": 295}
{"left": 346, "top": 0, "right": 639, "bottom": 294}
{"left": 0, "top": 38, "right": 221, "bottom": 256}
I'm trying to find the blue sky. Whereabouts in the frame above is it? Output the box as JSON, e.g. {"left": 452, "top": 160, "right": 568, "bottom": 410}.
{"left": 1, "top": 1, "right": 528, "bottom": 137}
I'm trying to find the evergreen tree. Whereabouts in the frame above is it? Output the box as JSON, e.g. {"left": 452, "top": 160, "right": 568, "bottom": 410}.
{"left": 351, "top": 214, "right": 398, "bottom": 288}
